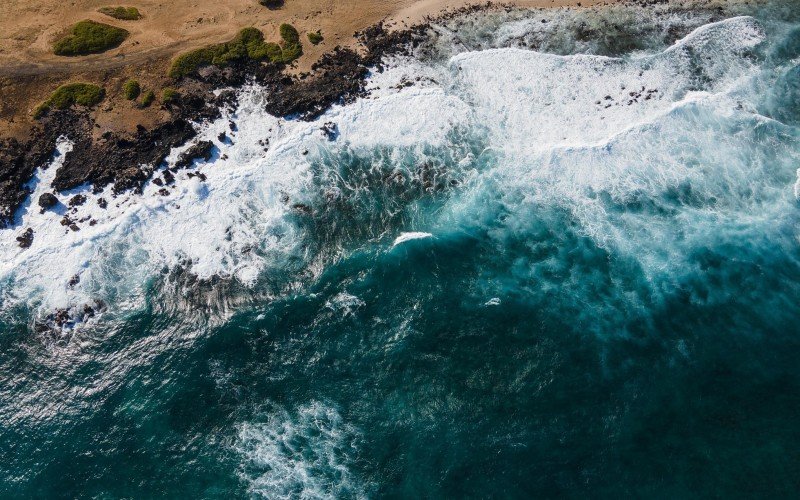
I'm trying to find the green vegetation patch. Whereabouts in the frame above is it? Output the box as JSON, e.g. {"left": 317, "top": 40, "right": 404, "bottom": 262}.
{"left": 98, "top": 6, "right": 142, "bottom": 20}
{"left": 53, "top": 20, "right": 129, "bottom": 56}
{"left": 139, "top": 90, "right": 155, "bottom": 108}
{"left": 279, "top": 24, "right": 299, "bottom": 45}
{"left": 307, "top": 31, "right": 323, "bottom": 45}
{"left": 161, "top": 87, "right": 179, "bottom": 103}
{"left": 168, "top": 25, "right": 302, "bottom": 79}
{"left": 34, "top": 83, "right": 105, "bottom": 118}
{"left": 122, "top": 79, "right": 140, "bottom": 100}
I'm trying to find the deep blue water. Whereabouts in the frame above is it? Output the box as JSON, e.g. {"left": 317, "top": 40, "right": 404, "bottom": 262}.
{"left": 2, "top": 1, "right": 800, "bottom": 497}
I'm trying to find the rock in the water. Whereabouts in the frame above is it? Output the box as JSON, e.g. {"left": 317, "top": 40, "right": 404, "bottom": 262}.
{"left": 16, "top": 227, "right": 33, "bottom": 248}
{"left": 175, "top": 141, "right": 215, "bottom": 169}
{"left": 321, "top": 122, "right": 339, "bottom": 141}
{"left": 68, "top": 194, "right": 87, "bottom": 207}
{"left": 38, "top": 192, "right": 59, "bottom": 210}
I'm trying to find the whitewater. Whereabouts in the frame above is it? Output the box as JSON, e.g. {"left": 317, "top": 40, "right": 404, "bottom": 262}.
{"left": 2, "top": 1, "right": 800, "bottom": 497}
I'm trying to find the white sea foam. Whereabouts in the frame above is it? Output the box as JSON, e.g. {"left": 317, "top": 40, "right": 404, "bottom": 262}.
{"left": 449, "top": 16, "right": 765, "bottom": 152}
{"left": 325, "top": 292, "right": 365, "bottom": 316}
{"left": 235, "top": 402, "right": 365, "bottom": 499}
{"left": 392, "top": 232, "right": 434, "bottom": 246}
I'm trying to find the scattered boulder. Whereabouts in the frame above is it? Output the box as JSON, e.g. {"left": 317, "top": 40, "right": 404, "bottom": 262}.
{"left": 320, "top": 122, "right": 339, "bottom": 141}
{"left": 38, "top": 192, "right": 59, "bottom": 210}
{"left": 16, "top": 227, "right": 34, "bottom": 248}
{"left": 175, "top": 140, "right": 214, "bottom": 169}
{"left": 68, "top": 194, "right": 87, "bottom": 207}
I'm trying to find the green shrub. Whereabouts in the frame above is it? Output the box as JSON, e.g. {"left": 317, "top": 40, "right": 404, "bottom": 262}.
{"left": 168, "top": 25, "right": 302, "bottom": 78}
{"left": 162, "top": 87, "right": 179, "bottom": 103}
{"left": 53, "top": 20, "right": 129, "bottom": 56}
{"left": 34, "top": 83, "right": 105, "bottom": 118}
{"left": 279, "top": 24, "right": 299, "bottom": 45}
{"left": 122, "top": 79, "right": 140, "bottom": 100}
{"left": 259, "top": 0, "right": 284, "bottom": 8}
{"left": 307, "top": 31, "right": 323, "bottom": 45}
{"left": 98, "top": 6, "right": 142, "bottom": 20}
{"left": 139, "top": 90, "right": 155, "bottom": 107}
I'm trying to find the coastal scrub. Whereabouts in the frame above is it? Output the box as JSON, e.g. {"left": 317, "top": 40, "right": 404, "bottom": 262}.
{"left": 34, "top": 83, "right": 105, "bottom": 118}
{"left": 122, "top": 79, "right": 140, "bottom": 100}
{"left": 53, "top": 20, "right": 128, "bottom": 56}
{"left": 139, "top": 90, "right": 155, "bottom": 108}
{"left": 168, "top": 25, "right": 302, "bottom": 78}
{"left": 161, "top": 88, "right": 179, "bottom": 103}
{"left": 308, "top": 31, "right": 323, "bottom": 45}
{"left": 98, "top": 6, "right": 142, "bottom": 20}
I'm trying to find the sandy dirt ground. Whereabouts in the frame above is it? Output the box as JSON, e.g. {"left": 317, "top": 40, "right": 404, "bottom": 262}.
{"left": 0, "top": 0, "right": 603, "bottom": 138}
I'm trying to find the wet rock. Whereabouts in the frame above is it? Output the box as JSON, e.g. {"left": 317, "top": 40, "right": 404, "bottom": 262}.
{"left": 16, "top": 227, "right": 33, "bottom": 248}
{"left": 97, "top": 197, "right": 108, "bottom": 209}
{"left": 163, "top": 171, "right": 176, "bottom": 185}
{"left": 292, "top": 203, "right": 312, "bottom": 215}
{"left": 68, "top": 274, "right": 80, "bottom": 287}
{"left": 68, "top": 194, "right": 87, "bottom": 207}
{"left": 38, "top": 192, "right": 59, "bottom": 210}
{"left": 152, "top": 177, "right": 164, "bottom": 187}
{"left": 264, "top": 48, "right": 369, "bottom": 120}
{"left": 0, "top": 129, "right": 58, "bottom": 226}
{"left": 52, "top": 117, "right": 197, "bottom": 196}
{"left": 175, "top": 140, "right": 214, "bottom": 169}
{"left": 320, "top": 122, "right": 339, "bottom": 141}
{"left": 217, "top": 131, "right": 228, "bottom": 142}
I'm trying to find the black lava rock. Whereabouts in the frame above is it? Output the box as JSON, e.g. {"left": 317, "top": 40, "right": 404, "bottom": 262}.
{"left": 175, "top": 141, "right": 215, "bottom": 169}
{"left": 38, "top": 192, "right": 59, "bottom": 210}
{"left": 320, "top": 122, "right": 339, "bottom": 141}
{"left": 16, "top": 227, "right": 33, "bottom": 248}
{"left": 68, "top": 194, "right": 87, "bottom": 207}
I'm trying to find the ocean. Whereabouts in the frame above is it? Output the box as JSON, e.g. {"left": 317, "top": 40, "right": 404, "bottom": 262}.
{"left": 2, "top": 1, "right": 800, "bottom": 496}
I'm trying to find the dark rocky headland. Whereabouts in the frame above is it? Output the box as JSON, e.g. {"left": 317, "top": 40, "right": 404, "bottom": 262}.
{"left": 0, "top": 22, "right": 430, "bottom": 229}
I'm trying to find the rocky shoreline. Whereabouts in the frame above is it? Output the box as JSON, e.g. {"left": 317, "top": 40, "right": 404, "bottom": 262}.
{"left": 0, "top": 20, "right": 431, "bottom": 231}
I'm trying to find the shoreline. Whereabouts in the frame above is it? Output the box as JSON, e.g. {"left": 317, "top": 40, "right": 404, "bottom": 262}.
{"left": 0, "top": 0, "right": 633, "bottom": 236}
{"left": 0, "top": 0, "right": 606, "bottom": 139}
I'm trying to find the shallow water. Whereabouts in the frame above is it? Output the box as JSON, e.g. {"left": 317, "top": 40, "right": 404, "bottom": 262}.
{"left": 2, "top": 1, "right": 800, "bottom": 497}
